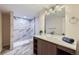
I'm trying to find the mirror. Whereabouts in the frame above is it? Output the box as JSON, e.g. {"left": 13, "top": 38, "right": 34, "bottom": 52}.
{"left": 45, "top": 7, "right": 65, "bottom": 35}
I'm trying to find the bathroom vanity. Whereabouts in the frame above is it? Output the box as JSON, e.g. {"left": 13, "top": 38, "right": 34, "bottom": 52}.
{"left": 33, "top": 35, "right": 76, "bottom": 55}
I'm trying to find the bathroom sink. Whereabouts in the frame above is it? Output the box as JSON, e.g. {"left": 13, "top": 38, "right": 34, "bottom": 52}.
{"left": 46, "top": 34, "right": 59, "bottom": 39}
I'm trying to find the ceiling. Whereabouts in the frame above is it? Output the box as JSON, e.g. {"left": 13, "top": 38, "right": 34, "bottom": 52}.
{"left": 0, "top": 4, "right": 52, "bottom": 18}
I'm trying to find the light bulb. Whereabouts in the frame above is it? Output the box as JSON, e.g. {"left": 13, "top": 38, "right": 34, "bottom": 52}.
{"left": 45, "top": 10, "right": 50, "bottom": 15}
{"left": 58, "top": 5, "right": 64, "bottom": 12}
{"left": 45, "top": 10, "right": 48, "bottom": 14}
{"left": 49, "top": 8, "right": 52, "bottom": 12}
{"left": 55, "top": 5, "right": 60, "bottom": 10}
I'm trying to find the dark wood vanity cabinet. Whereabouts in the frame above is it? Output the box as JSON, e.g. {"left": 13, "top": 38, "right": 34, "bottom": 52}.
{"left": 33, "top": 37, "right": 38, "bottom": 54}
{"left": 33, "top": 37, "right": 76, "bottom": 55}
{"left": 33, "top": 37, "right": 57, "bottom": 55}
{"left": 37, "top": 39, "right": 57, "bottom": 55}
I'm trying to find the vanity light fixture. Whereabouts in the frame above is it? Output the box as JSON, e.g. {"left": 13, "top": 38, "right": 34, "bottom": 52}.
{"left": 49, "top": 7, "right": 56, "bottom": 14}
{"left": 55, "top": 5, "right": 60, "bottom": 10}
{"left": 44, "top": 4, "right": 64, "bottom": 15}
{"left": 44, "top": 10, "right": 48, "bottom": 15}
{"left": 45, "top": 10, "right": 50, "bottom": 15}
{"left": 49, "top": 8, "right": 53, "bottom": 13}
{"left": 55, "top": 5, "right": 64, "bottom": 12}
{"left": 57, "top": 5, "right": 65, "bottom": 12}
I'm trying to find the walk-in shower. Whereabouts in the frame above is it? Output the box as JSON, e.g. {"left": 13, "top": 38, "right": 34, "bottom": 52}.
{"left": 13, "top": 16, "right": 35, "bottom": 48}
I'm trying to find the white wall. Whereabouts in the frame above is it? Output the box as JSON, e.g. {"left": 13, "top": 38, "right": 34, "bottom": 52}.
{"left": 38, "top": 13, "right": 46, "bottom": 34}
{"left": 65, "top": 5, "right": 79, "bottom": 40}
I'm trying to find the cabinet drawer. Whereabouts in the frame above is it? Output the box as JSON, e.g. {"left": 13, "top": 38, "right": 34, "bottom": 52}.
{"left": 57, "top": 45, "right": 75, "bottom": 55}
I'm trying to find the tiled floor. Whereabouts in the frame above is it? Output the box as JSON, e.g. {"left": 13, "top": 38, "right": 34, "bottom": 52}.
{"left": 2, "top": 40, "right": 33, "bottom": 55}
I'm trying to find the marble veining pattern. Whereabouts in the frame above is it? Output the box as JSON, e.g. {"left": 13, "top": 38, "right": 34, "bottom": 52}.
{"left": 13, "top": 18, "right": 34, "bottom": 42}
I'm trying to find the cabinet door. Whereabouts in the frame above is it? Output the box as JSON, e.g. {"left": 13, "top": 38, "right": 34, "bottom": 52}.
{"left": 37, "top": 39, "right": 57, "bottom": 55}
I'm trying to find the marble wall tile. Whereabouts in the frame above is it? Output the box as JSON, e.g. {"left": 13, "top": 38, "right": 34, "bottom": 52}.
{"left": 13, "top": 18, "right": 34, "bottom": 42}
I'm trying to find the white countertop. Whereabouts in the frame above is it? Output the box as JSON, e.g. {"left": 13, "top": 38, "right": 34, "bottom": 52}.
{"left": 34, "top": 34, "right": 77, "bottom": 50}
